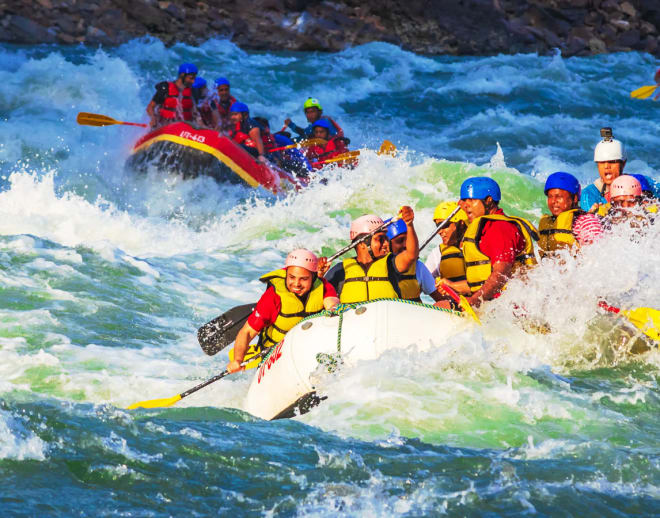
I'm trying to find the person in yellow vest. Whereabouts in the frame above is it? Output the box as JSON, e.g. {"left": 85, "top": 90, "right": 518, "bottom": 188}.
{"left": 538, "top": 172, "right": 603, "bottom": 257}
{"left": 458, "top": 177, "right": 539, "bottom": 308}
{"left": 227, "top": 249, "right": 339, "bottom": 373}
{"left": 323, "top": 207, "right": 418, "bottom": 303}
{"left": 386, "top": 219, "right": 443, "bottom": 302}
{"left": 424, "top": 201, "right": 470, "bottom": 295}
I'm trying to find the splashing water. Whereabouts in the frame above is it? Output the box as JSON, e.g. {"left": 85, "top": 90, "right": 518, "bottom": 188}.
{"left": 0, "top": 38, "right": 658, "bottom": 515}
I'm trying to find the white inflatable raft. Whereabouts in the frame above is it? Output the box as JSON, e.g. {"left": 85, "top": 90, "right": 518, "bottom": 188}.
{"left": 244, "top": 299, "right": 470, "bottom": 420}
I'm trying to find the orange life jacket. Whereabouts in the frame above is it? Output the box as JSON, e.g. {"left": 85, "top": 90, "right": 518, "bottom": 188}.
{"left": 160, "top": 82, "right": 194, "bottom": 121}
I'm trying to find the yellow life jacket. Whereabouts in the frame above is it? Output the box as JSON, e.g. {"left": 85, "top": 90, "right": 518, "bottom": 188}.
{"left": 462, "top": 213, "right": 539, "bottom": 293}
{"left": 340, "top": 254, "right": 400, "bottom": 303}
{"left": 538, "top": 208, "right": 585, "bottom": 256}
{"left": 398, "top": 261, "right": 421, "bottom": 301}
{"left": 258, "top": 269, "right": 325, "bottom": 349}
{"left": 439, "top": 244, "right": 466, "bottom": 283}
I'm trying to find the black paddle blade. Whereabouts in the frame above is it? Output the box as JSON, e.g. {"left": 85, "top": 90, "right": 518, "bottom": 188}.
{"left": 197, "top": 303, "right": 255, "bottom": 356}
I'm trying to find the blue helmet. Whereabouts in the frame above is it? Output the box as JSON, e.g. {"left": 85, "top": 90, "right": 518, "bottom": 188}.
{"left": 386, "top": 219, "right": 408, "bottom": 240}
{"left": 178, "top": 63, "right": 198, "bottom": 75}
{"left": 192, "top": 77, "right": 207, "bottom": 89}
{"left": 460, "top": 177, "right": 501, "bottom": 202}
{"left": 229, "top": 102, "right": 249, "bottom": 113}
{"left": 312, "top": 119, "right": 332, "bottom": 130}
{"left": 630, "top": 174, "right": 652, "bottom": 193}
{"left": 214, "top": 77, "right": 230, "bottom": 87}
{"left": 544, "top": 171, "right": 581, "bottom": 196}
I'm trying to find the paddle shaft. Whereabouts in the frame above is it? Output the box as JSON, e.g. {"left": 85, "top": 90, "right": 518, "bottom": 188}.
{"left": 327, "top": 218, "right": 396, "bottom": 263}
{"left": 76, "top": 112, "right": 148, "bottom": 128}
{"left": 315, "top": 151, "right": 359, "bottom": 165}
{"left": 179, "top": 351, "right": 268, "bottom": 401}
{"left": 418, "top": 206, "right": 461, "bottom": 252}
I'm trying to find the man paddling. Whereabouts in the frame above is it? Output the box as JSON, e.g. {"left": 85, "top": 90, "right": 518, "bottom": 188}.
{"left": 227, "top": 249, "right": 339, "bottom": 373}
{"left": 386, "top": 219, "right": 443, "bottom": 302}
{"left": 284, "top": 97, "right": 344, "bottom": 139}
{"left": 323, "top": 208, "right": 418, "bottom": 303}
{"left": 538, "top": 172, "right": 603, "bottom": 257}
{"left": 146, "top": 63, "right": 198, "bottom": 128}
{"left": 455, "top": 177, "right": 539, "bottom": 308}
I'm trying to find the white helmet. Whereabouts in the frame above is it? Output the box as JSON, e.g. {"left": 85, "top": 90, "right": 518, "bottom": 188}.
{"left": 594, "top": 137, "right": 626, "bottom": 162}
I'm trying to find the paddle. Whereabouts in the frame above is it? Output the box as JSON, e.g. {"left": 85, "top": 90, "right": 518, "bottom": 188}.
{"left": 630, "top": 85, "right": 658, "bottom": 100}
{"left": 126, "top": 349, "right": 268, "bottom": 410}
{"left": 377, "top": 140, "right": 397, "bottom": 156}
{"left": 315, "top": 151, "right": 360, "bottom": 165}
{"left": 418, "top": 205, "right": 461, "bottom": 252}
{"left": 269, "top": 138, "right": 327, "bottom": 152}
{"left": 598, "top": 301, "right": 659, "bottom": 341}
{"left": 76, "top": 112, "right": 148, "bottom": 128}
{"left": 441, "top": 283, "right": 481, "bottom": 324}
{"left": 327, "top": 217, "right": 397, "bottom": 264}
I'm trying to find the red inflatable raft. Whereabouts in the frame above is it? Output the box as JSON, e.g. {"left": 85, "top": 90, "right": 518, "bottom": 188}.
{"left": 126, "top": 122, "right": 300, "bottom": 193}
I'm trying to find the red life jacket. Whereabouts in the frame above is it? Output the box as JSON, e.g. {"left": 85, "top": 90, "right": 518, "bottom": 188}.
{"left": 306, "top": 137, "right": 349, "bottom": 167}
{"left": 216, "top": 95, "right": 237, "bottom": 119}
{"left": 229, "top": 120, "right": 257, "bottom": 148}
{"left": 160, "top": 82, "right": 194, "bottom": 121}
{"left": 262, "top": 132, "right": 276, "bottom": 151}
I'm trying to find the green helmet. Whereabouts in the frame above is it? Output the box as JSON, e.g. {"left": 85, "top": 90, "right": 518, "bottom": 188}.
{"left": 303, "top": 97, "right": 322, "bottom": 111}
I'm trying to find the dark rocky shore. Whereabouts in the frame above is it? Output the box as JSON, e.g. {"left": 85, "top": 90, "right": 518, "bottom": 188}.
{"left": 2, "top": 0, "right": 660, "bottom": 57}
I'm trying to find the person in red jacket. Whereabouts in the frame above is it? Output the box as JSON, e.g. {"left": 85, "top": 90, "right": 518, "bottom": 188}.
{"left": 228, "top": 102, "right": 268, "bottom": 162}
{"left": 305, "top": 119, "right": 350, "bottom": 169}
{"left": 212, "top": 77, "right": 237, "bottom": 133}
{"left": 146, "top": 63, "right": 198, "bottom": 128}
{"left": 227, "top": 249, "right": 339, "bottom": 373}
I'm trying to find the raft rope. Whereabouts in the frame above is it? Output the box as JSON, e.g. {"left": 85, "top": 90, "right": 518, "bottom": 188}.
{"left": 258, "top": 298, "right": 463, "bottom": 368}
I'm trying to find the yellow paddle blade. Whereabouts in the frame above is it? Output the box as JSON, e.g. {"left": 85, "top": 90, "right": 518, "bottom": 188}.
{"left": 458, "top": 294, "right": 481, "bottom": 325}
{"left": 126, "top": 394, "right": 182, "bottom": 410}
{"left": 77, "top": 112, "right": 121, "bottom": 127}
{"left": 630, "top": 85, "right": 658, "bottom": 99}
{"left": 378, "top": 139, "right": 397, "bottom": 156}
{"left": 621, "top": 307, "right": 660, "bottom": 341}
{"left": 228, "top": 344, "right": 266, "bottom": 371}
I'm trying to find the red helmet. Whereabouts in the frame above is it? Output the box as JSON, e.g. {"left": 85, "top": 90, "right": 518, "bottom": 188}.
{"left": 284, "top": 248, "right": 318, "bottom": 273}
{"left": 349, "top": 214, "right": 384, "bottom": 240}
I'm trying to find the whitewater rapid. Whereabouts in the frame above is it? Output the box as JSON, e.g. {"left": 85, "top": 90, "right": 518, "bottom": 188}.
{"left": 0, "top": 38, "right": 658, "bottom": 516}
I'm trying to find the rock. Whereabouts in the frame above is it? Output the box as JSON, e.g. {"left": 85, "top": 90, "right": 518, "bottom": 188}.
{"left": 620, "top": 2, "right": 636, "bottom": 18}
{"left": 56, "top": 32, "right": 76, "bottom": 44}
{"left": 610, "top": 19, "right": 631, "bottom": 31}
{"left": 3, "top": 15, "right": 56, "bottom": 44}
{"left": 617, "top": 29, "right": 641, "bottom": 47}
{"left": 589, "top": 36, "right": 607, "bottom": 53}
{"left": 564, "top": 35, "right": 588, "bottom": 56}
{"left": 640, "top": 20, "right": 657, "bottom": 35}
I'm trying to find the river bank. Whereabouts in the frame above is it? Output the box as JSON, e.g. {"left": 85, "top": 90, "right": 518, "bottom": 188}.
{"left": 2, "top": 0, "right": 660, "bottom": 57}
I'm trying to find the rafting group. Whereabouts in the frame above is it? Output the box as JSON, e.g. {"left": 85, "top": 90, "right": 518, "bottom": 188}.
{"left": 223, "top": 128, "right": 657, "bottom": 373}
{"left": 144, "top": 63, "right": 352, "bottom": 178}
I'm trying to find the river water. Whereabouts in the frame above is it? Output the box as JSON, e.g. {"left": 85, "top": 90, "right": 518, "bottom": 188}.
{"left": 0, "top": 38, "right": 658, "bottom": 516}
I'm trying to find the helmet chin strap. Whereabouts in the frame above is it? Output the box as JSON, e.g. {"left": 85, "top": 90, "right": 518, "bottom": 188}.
{"left": 365, "top": 236, "right": 378, "bottom": 261}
